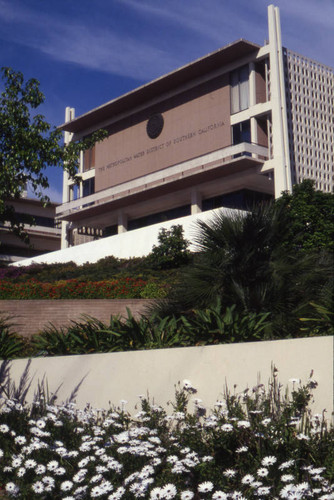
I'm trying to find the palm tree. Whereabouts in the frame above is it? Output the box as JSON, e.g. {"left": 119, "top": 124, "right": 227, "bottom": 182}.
{"left": 157, "top": 202, "right": 332, "bottom": 337}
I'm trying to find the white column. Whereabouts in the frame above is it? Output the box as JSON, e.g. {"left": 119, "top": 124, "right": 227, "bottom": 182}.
{"left": 191, "top": 189, "right": 202, "bottom": 215}
{"left": 267, "top": 5, "right": 292, "bottom": 198}
{"left": 274, "top": 6, "right": 292, "bottom": 193}
{"left": 61, "top": 107, "right": 75, "bottom": 248}
{"left": 117, "top": 211, "right": 128, "bottom": 234}
{"left": 249, "top": 62, "right": 256, "bottom": 107}
{"left": 249, "top": 62, "right": 258, "bottom": 154}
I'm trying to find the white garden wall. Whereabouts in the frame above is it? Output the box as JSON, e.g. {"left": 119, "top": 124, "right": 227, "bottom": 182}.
{"left": 13, "top": 208, "right": 235, "bottom": 266}
{"left": 4, "top": 336, "right": 333, "bottom": 419}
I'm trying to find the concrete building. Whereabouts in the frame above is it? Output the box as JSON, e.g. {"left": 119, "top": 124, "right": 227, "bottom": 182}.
{"left": 56, "top": 5, "right": 333, "bottom": 251}
{"left": 0, "top": 197, "right": 61, "bottom": 264}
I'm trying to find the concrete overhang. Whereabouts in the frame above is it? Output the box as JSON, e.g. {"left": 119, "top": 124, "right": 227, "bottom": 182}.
{"left": 57, "top": 156, "right": 267, "bottom": 224}
{"left": 59, "top": 39, "right": 260, "bottom": 134}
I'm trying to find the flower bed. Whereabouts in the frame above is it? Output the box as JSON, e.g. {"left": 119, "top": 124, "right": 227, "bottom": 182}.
{"left": 0, "top": 278, "right": 149, "bottom": 300}
{"left": 0, "top": 374, "right": 333, "bottom": 499}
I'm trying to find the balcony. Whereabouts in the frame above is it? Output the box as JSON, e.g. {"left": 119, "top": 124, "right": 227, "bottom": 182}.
{"left": 57, "top": 142, "right": 268, "bottom": 222}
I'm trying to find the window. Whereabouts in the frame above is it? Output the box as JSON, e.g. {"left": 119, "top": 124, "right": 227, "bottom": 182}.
{"left": 232, "top": 120, "right": 251, "bottom": 145}
{"left": 230, "top": 65, "right": 249, "bottom": 114}
{"left": 83, "top": 177, "right": 95, "bottom": 197}
{"left": 83, "top": 146, "right": 96, "bottom": 172}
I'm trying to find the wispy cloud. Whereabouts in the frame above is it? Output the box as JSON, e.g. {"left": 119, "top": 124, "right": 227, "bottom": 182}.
{"left": 0, "top": 0, "right": 332, "bottom": 83}
{"left": 116, "top": 0, "right": 334, "bottom": 67}
{"left": 114, "top": 0, "right": 266, "bottom": 46}
{"left": 0, "top": 0, "right": 185, "bottom": 81}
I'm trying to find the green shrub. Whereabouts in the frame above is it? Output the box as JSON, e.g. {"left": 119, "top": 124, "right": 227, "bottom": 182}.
{"left": 30, "top": 311, "right": 193, "bottom": 356}
{"left": 140, "top": 280, "right": 169, "bottom": 299}
{"left": 31, "top": 317, "right": 123, "bottom": 356}
{"left": 179, "top": 299, "right": 272, "bottom": 344}
{"left": 147, "top": 225, "right": 191, "bottom": 269}
{"left": 0, "top": 317, "right": 25, "bottom": 359}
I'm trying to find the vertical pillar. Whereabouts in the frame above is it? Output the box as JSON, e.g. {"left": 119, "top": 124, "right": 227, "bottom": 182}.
{"left": 249, "top": 62, "right": 258, "bottom": 152}
{"left": 249, "top": 62, "right": 257, "bottom": 107}
{"left": 191, "top": 189, "right": 202, "bottom": 215}
{"left": 117, "top": 211, "right": 128, "bottom": 234}
{"left": 79, "top": 150, "right": 84, "bottom": 199}
{"left": 267, "top": 5, "right": 292, "bottom": 198}
{"left": 61, "top": 107, "right": 75, "bottom": 249}
{"left": 274, "top": 6, "right": 292, "bottom": 193}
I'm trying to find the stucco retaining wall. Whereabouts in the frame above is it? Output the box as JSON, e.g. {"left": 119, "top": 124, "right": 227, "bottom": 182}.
{"left": 13, "top": 208, "right": 235, "bottom": 266}
{"left": 0, "top": 299, "right": 152, "bottom": 337}
{"left": 3, "top": 336, "right": 333, "bottom": 418}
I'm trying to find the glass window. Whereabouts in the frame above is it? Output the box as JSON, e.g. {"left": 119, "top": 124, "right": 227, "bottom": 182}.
{"left": 232, "top": 120, "right": 251, "bottom": 145}
{"left": 83, "top": 177, "right": 95, "bottom": 197}
{"left": 230, "top": 65, "right": 249, "bottom": 114}
{"left": 83, "top": 146, "right": 96, "bottom": 172}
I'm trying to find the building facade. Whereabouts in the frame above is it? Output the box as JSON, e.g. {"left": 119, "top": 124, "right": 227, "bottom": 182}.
{"left": 0, "top": 197, "right": 61, "bottom": 264}
{"left": 57, "top": 5, "right": 333, "bottom": 249}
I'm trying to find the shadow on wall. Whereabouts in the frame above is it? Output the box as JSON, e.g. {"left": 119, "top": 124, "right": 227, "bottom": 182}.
{"left": 0, "top": 359, "right": 88, "bottom": 406}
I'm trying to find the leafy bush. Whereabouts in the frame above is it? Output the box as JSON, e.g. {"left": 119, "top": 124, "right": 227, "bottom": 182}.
{"left": 30, "top": 311, "right": 192, "bottom": 356}
{"left": 178, "top": 299, "right": 271, "bottom": 344}
{"left": 139, "top": 280, "right": 169, "bottom": 299}
{"left": 22, "top": 302, "right": 272, "bottom": 358}
{"left": 0, "top": 317, "right": 26, "bottom": 360}
{"left": 0, "top": 368, "right": 333, "bottom": 498}
{"left": 30, "top": 317, "right": 121, "bottom": 356}
{"left": 147, "top": 225, "right": 191, "bottom": 270}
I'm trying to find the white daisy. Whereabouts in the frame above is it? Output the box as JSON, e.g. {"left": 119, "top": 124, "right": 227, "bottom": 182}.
{"left": 61, "top": 480, "right": 73, "bottom": 491}
{"left": 17, "top": 467, "right": 26, "bottom": 477}
{"left": 223, "top": 469, "right": 237, "bottom": 478}
{"left": 35, "top": 464, "right": 46, "bottom": 474}
{"left": 55, "top": 466, "right": 66, "bottom": 475}
{"left": 256, "top": 486, "right": 271, "bottom": 496}
{"left": 279, "top": 460, "right": 295, "bottom": 470}
{"left": 281, "top": 474, "right": 295, "bottom": 482}
{"left": 14, "top": 436, "right": 27, "bottom": 445}
{"left": 5, "top": 482, "right": 19, "bottom": 495}
{"left": 47, "top": 460, "right": 59, "bottom": 471}
{"left": 261, "top": 456, "right": 277, "bottom": 466}
{"left": 221, "top": 424, "right": 234, "bottom": 432}
{"left": 237, "top": 420, "right": 251, "bottom": 428}
{"left": 25, "top": 458, "right": 37, "bottom": 469}
{"left": 257, "top": 468, "right": 269, "bottom": 477}
{"left": 212, "top": 492, "right": 228, "bottom": 500}
{"left": 181, "top": 491, "right": 194, "bottom": 500}
{"left": 241, "top": 474, "right": 255, "bottom": 485}
{"left": 159, "top": 484, "right": 176, "bottom": 499}
{"left": 32, "top": 481, "right": 45, "bottom": 494}
{"left": 236, "top": 446, "right": 248, "bottom": 453}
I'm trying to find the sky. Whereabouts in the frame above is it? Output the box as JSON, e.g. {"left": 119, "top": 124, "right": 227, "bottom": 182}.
{"left": 1, "top": 0, "right": 333, "bottom": 203}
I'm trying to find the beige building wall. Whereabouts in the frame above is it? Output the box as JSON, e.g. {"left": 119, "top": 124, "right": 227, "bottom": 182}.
{"left": 5, "top": 336, "right": 333, "bottom": 419}
{"left": 95, "top": 76, "right": 231, "bottom": 191}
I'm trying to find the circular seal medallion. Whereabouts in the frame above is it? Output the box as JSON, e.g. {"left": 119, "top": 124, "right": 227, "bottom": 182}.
{"left": 146, "top": 113, "right": 164, "bottom": 139}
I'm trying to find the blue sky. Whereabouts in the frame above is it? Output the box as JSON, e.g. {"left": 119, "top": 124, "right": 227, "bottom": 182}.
{"left": 1, "top": 0, "right": 333, "bottom": 203}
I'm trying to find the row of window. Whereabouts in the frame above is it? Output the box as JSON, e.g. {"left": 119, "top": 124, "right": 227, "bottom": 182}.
{"left": 102, "top": 190, "right": 272, "bottom": 236}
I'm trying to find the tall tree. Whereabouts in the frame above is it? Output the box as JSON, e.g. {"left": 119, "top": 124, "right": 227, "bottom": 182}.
{"left": 0, "top": 67, "right": 106, "bottom": 240}
{"left": 275, "top": 179, "right": 334, "bottom": 253}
